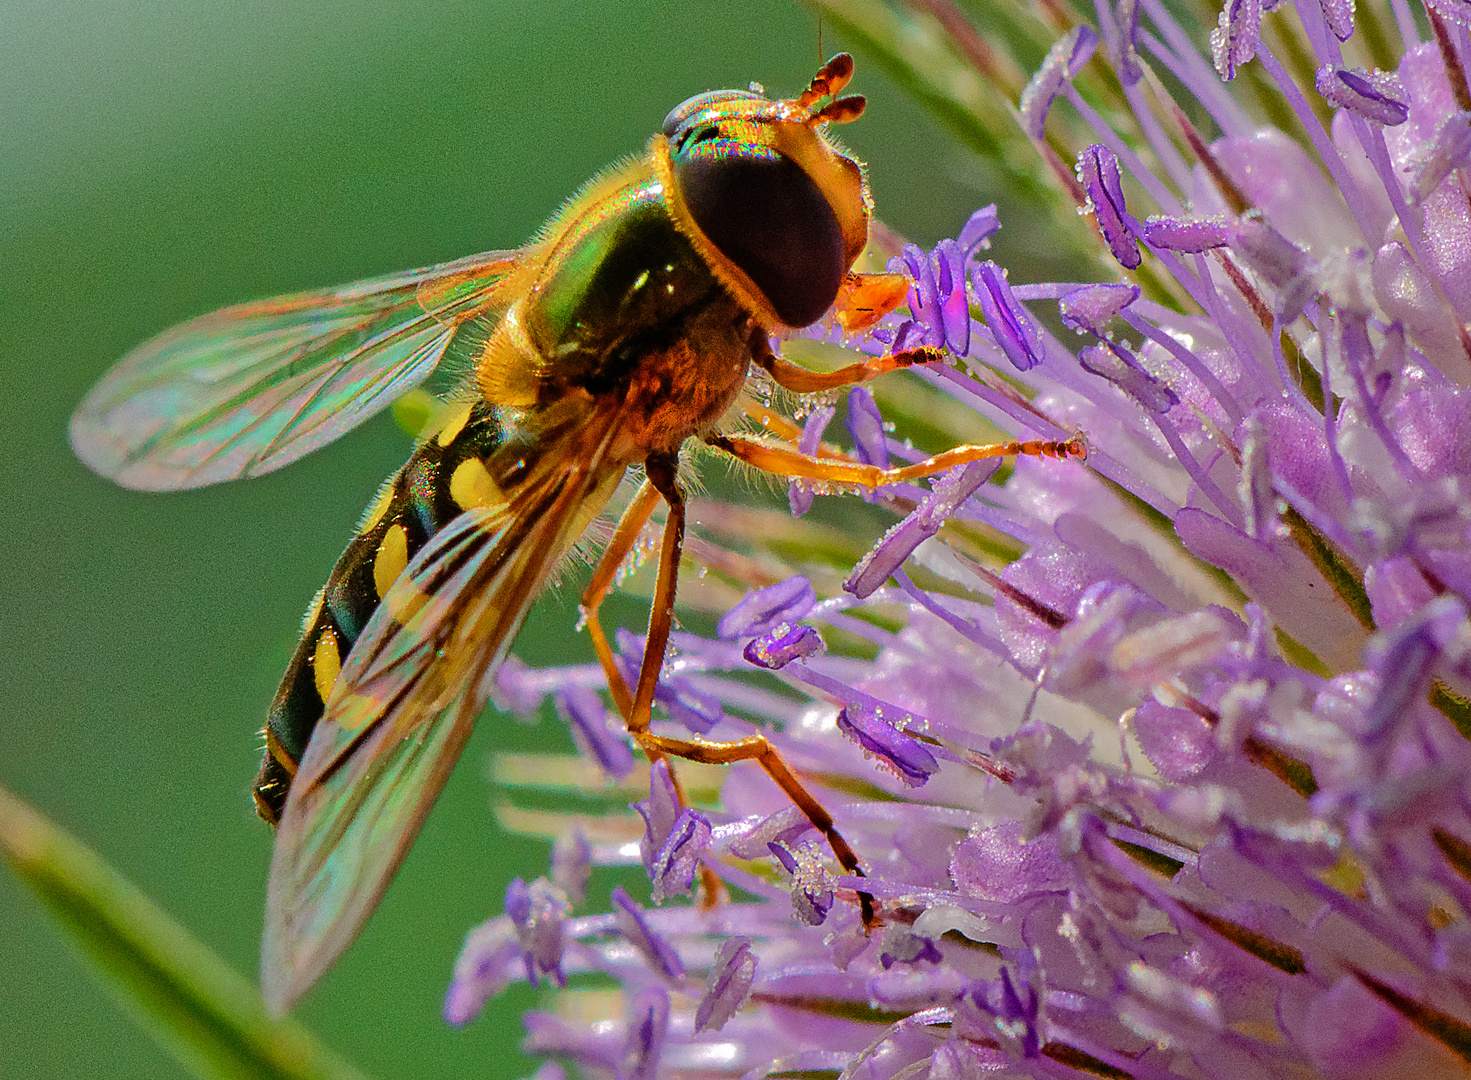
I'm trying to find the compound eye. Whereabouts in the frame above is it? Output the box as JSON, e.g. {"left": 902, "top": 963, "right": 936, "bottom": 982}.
{"left": 675, "top": 145, "right": 847, "bottom": 328}
{"left": 662, "top": 89, "right": 762, "bottom": 138}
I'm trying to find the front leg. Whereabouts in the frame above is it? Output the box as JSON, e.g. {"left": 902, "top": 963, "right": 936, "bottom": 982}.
{"left": 752, "top": 329, "right": 947, "bottom": 395}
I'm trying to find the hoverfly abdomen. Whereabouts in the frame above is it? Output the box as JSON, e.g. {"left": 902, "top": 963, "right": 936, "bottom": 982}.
{"left": 254, "top": 401, "right": 509, "bottom": 824}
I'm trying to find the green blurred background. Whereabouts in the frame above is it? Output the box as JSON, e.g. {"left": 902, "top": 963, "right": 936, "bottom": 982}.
{"left": 1, "top": 1, "right": 1009, "bottom": 1076}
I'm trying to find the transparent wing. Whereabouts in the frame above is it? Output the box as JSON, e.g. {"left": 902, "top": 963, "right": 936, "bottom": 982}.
{"left": 71, "top": 249, "right": 521, "bottom": 490}
{"left": 260, "top": 437, "right": 624, "bottom": 1014}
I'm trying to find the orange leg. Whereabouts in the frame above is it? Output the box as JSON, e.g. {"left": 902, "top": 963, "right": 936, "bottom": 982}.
{"left": 756, "top": 342, "right": 949, "bottom": 395}
{"left": 626, "top": 454, "right": 876, "bottom": 922}
{"left": 634, "top": 730, "right": 867, "bottom": 899}
{"left": 707, "top": 431, "right": 1086, "bottom": 488}
{"left": 627, "top": 455, "right": 685, "bottom": 735}
{"left": 579, "top": 478, "right": 661, "bottom": 720}
{"left": 578, "top": 470, "right": 725, "bottom": 901}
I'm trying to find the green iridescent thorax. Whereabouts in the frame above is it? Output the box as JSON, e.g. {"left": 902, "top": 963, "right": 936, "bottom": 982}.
{"left": 524, "top": 177, "right": 742, "bottom": 398}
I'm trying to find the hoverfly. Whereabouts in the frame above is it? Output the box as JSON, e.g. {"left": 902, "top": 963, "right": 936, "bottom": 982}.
{"left": 71, "top": 54, "right": 1085, "bottom": 1013}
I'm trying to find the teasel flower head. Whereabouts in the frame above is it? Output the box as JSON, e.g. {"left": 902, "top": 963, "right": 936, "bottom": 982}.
{"left": 448, "top": 0, "right": 1471, "bottom": 1075}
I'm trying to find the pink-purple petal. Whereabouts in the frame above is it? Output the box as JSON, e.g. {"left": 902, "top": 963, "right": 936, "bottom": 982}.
{"left": 1058, "top": 282, "right": 1141, "bottom": 335}
{"left": 743, "top": 622, "right": 824, "bottom": 669}
{"left": 835, "top": 703, "right": 939, "bottom": 786}
{"left": 1019, "top": 25, "right": 1100, "bottom": 138}
{"left": 1077, "top": 144, "right": 1142, "bottom": 269}
{"left": 973, "top": 261, "right": 1045, "bottom": 370}
{"left": 611, "top": 886, "right": 686, "bottom": 979}
{"left": 845, "top": 460, "right": 1001, "bottom": 598}
{"left": 694, "top": 936, "right": 757, "bottom": 1032}
{"left": 1210, "top": 0, "right": 1262, "bottom": 80}
{"left": 717, "top": 575, "right": 817, "bottom": 638}
{"left": 1077, "top": 340, "right": 1179, "bottom": 412}
{"left": 1316, "top": 65, "right": 1410, "bottom": 125}
{"left": 1139, "top": 215, "right": 1232, "bottom": 252}
{"left": 557, "top": 684, "right": 635, "bottom": 780}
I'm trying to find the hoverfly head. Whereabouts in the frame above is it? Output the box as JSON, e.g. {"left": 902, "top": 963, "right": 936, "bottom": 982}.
{"left": 659, "top": 56, "right": 871, "bottom": 330}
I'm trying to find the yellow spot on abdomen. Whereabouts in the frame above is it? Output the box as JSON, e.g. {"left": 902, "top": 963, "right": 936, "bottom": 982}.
{"left": 312, "top": 627, "right": 342, "bottom": 705}
{"left": 373, "top": 523, "right": 410, "bottom": 599}
{"left": 435, "top": 403, "right": 474, "bottom": 448}
{"left": 450, "top": 456, "right": 501, "bottom": 510}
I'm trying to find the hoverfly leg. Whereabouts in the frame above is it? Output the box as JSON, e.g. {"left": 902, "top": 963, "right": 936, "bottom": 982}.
{"left": 593, "top": 455, "right": 875, "bottom": 922}
{"left": 634, "top": 730, "right": 874, "bottom": 916}
{"left": 707, "top": 430, "right": 1087, "bottom": 488}
{"left": 628, "top": 455, "right": 683, "bottom": 735}
{"left": 576, "top": 467, "right": 724, "bottom": 905}
{"left": 752, "top": 331, "right": 947, "bottom": 395}
{"left": 578, "top": 478, "right": 661, "bottom": 719}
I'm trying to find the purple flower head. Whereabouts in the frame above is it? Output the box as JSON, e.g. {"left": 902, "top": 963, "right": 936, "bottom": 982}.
{"left": 972, "top": 261, "right": 1046, "bottom": 370}
{"left": 1058, "top": 282, "right": 1140, "bottom": 336}
{"left": 633, "top": 766, "right": 712, "bottom": 904}
{"left": 1211, "top": 0, "right": 1262, "bottom": 79}
{"left": 717, "top": 575, "right": 816, "bottom": 638}
{"left": 1076, "top": 144, "right": 1141, "bottom": 269}
{"left": 502, "top": 876, "right": 569, "bottom": 989}
{"left": 1319, "top": 0, "right": 1357, "bottom": 39}
{"left": 767, "top": 841, "right": 835, "bottom": 925}
{"left": 447, "top": 6, "right": 1471, "bottom": 1078}
{"left": 835, "top": 703, "right": 938, "bottom": 787}
{"left": 615, "top": 986, "right": 669, "bottom": 1080}
{"left": 742, "top": 622, "right": 824, "bottom": 669}
{"left": 694, "top": 935, "right": 757, "bottom": 1032}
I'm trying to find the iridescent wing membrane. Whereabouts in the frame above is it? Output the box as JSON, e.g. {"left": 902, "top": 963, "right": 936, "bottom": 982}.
{"left": 70, "top": 250, "right": 521, "bottom": 490}
{"left": 261, "top": 412, "right": 627, "bottom": 1013}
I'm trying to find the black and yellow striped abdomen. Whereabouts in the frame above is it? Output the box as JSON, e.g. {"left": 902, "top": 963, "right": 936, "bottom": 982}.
{"left": 252, "top": 401, "right": 510, "bottom": 824}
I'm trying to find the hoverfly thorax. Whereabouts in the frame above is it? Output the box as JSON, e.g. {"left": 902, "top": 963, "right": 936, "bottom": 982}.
{"left": 656, "top": 54, "right": 870, "bottom": 331}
